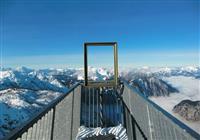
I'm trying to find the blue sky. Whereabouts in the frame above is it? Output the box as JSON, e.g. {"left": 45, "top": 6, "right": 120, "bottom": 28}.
{"left": 0, "top": 0, "right": 199, "bottom": 68}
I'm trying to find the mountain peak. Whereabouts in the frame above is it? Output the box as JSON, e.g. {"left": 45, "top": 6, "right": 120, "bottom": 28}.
{"left": 173, "top": 100, "right": 200, "bottom": 121}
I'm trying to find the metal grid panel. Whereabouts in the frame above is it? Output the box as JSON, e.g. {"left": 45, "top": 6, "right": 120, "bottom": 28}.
{"left": 72, "top": 86, "right": 81, "bottom": 139}
{"left": 53, "top": 86, "right": 81, "bottom": 140}
{"left": 122, "top": 82, "right": 198, "bottom": 140}
{"left": 80, "top": 86, "right": 123, "bottom": 128}
{"left": 2, "top": 83, "right": 81, "bottom": 140}
{"left": 53, "top": 92, "right": 73, "bottom": 140}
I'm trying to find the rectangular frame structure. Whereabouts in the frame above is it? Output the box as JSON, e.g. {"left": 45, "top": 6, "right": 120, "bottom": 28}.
{"left": 84, "top": 42, "right": 118, "bottom": 87}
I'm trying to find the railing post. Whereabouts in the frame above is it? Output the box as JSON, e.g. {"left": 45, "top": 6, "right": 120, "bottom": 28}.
{"left": 99, "top": 87, "right": 103, "bottom": 127}
{"left": 70, "top": 89, "right": 75, "bottom": 140}
{"left": 131, "top": 115, "right": 137, "bottom": 140}
{"left": 50, "top": 107, "right": 56, "bottom": 140}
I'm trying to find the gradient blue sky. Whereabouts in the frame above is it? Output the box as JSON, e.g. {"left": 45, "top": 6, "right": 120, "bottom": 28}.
{"left": 0, "top": 0, "right": 199, "bottom": 68}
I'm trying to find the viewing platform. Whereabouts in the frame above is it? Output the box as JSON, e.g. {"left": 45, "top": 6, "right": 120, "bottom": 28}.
{"left": 2, "top": 81, "right": 200, "bottom": 140}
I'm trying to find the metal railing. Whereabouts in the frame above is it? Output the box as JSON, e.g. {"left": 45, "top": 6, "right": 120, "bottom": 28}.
{"left": 122, "top": 80, "right": 200, "bottom": 140}
{"left": 2, "top": 83, "right": 81, "bottom": 140}
{"left": 80, "top": 86, "right": 124, "bottom": 128}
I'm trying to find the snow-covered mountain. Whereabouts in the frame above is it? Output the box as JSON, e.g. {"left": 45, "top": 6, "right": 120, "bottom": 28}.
{"left": 129, "top": 75, "right": 178, "bottom": 97}
{"left": 0, "top": 89, "right": 61, "bottom": 138}
{"left": 0, "top": 70, "right": 67, "bottom": 93}
{"left": 0, "top": 67, "right": 78, "bottom": 138}
{"left": 0, "top": 66, "right": 199, "bottom": 138}
{"left": 121, "top": 66, "right": 200, "bottom": 79}
{"left": 88, "top": 67, "right": 114, "bottom": 81}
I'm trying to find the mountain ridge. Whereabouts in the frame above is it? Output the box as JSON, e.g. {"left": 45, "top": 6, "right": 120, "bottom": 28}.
{"left": 0, "top": 66, "right": 199, "bottom": 137}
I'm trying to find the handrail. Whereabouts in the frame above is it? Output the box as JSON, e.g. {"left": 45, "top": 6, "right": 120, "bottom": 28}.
{"left": 122, "top": 79, "right": 200, "bottom": 140}
{"left": 122, "top": 99, "right": 147, "bottom": 140}
{"left": 2, "top": 82, "right": 81, "bottom": 140}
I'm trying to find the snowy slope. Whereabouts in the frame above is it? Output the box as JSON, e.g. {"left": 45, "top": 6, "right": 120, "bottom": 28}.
{"left": 129, "top": 75, "right": 178, "bottom": 97}
{"left": 0, "top": 89, "right": 61, "bottom": 138}
{"left": 121, "top": 66, "right": 200, "bottom": 79}
{"left": 0, "top": 67, "right": 75, "bottom": 138}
